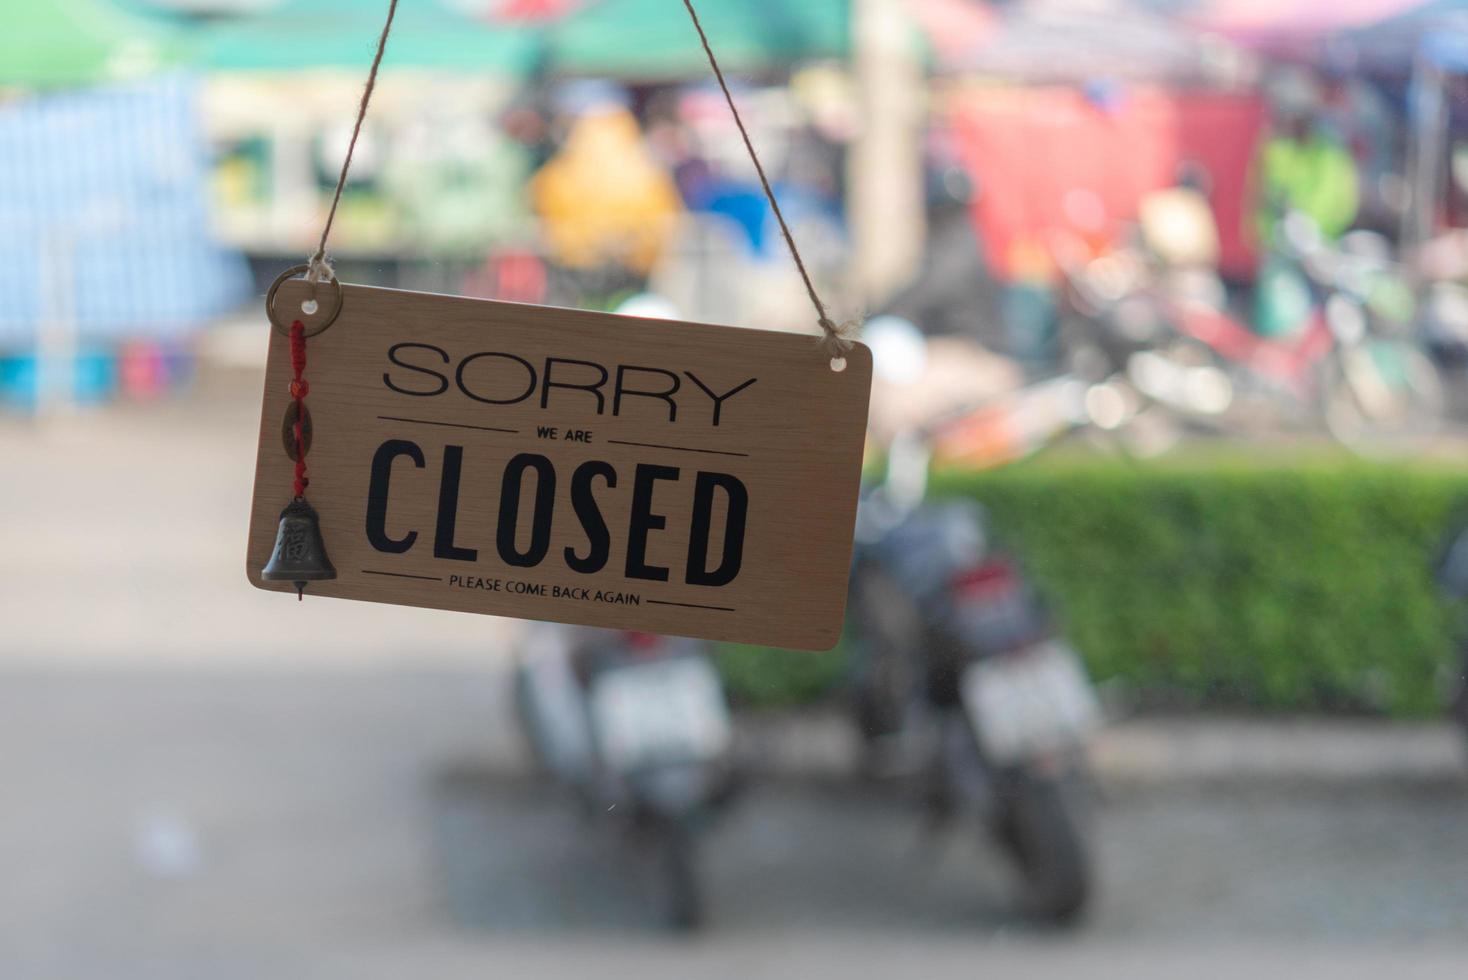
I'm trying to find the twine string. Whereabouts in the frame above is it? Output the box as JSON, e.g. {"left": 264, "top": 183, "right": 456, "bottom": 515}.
{"left": 677, "top": 0, "right": 851, "bottom": 358}
{"left": 288, "top": 0, "right": 394, "bottom": 511}
{"left": 306, "top": 0, "right": 400, "bottom": 287}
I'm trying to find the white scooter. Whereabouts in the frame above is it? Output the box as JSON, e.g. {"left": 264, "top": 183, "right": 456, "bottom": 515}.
{"left": 514, "top": 624, "right": 737, "bottom": 930}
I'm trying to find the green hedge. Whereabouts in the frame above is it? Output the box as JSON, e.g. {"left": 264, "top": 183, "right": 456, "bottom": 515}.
{"left": 720, "top": 455, "right": 1468, "bottom": 717}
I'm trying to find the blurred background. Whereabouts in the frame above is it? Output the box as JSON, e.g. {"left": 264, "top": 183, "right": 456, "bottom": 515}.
{"left": 6, "top": 0, "right": 1468, "bottom": 976}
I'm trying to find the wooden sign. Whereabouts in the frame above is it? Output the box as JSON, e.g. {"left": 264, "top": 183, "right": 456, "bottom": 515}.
{"left": 247, "top": 280, "right": 872, "bottom": 651}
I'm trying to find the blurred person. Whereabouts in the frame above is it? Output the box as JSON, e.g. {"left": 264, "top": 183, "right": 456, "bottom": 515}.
{"left": 862, "top": 147, "right": 1027, "bottom": 436}
{"left": 667, "top": 82, "right": 843, "bottom": 261}
{"left": 668, "top": 83, "right": 771, "bottom": 252}
{"left": 529, "top": 92, "right": 682, "bottom": 277}
{"left": 1139, "top": 161, "right": 1228, "bottom": 311}
{"left": 1252, "top": 71, "right": 1362, "bottom": 339}
{"left": 1140, "top": 162, "right": 1221, "bottom": 275}
{"left": 682, "top": 157, "right": 769, "bottom": 257}
{"left": 883, "top": 145, "right": 1005, "bottom": 348}
{"left": 1256, "top": 69, "right": 1361, "bottom": 246}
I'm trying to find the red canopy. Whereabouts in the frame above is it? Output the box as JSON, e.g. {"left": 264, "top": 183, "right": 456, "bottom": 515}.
{"left": 1185, "top": 0, "right": 1425, "bottom": 42}
{"left": 486, "top": 0, "right": 581, "bottom": 23}
{"left": 950, "top": 85, "right": 1267, "bottom": 281}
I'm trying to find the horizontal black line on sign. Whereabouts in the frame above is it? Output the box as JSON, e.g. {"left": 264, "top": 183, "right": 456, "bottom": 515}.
{"left": 362, "top": 569, "right": 443, "bottom": 582}
{"left": 378, "top": 415, "right": 518, "bottom": 435}
{"left": 606, "top": 439, "right": 749, "bottom": 458}
{"left": 645, "top": 599, "right": 737, "bottom": 612}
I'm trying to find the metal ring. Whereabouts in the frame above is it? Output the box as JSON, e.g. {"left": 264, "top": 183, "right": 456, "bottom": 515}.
{"left": 266, "top": 264, "right": 344, "bottom": 338}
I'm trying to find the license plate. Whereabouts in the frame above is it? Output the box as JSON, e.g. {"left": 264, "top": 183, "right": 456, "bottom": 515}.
{"left": 589, "top": 657, "right": 733, "bottom": 770}
{"left": 960, "top": 641, "right": 1100, "bottom": 763}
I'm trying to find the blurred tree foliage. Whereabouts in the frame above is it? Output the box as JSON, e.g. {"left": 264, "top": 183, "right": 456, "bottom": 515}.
{"left": 720, "top": 456, "right": 1468, "bottom": 717}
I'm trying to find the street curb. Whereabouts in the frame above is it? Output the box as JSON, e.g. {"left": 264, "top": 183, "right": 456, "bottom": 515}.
{"left": 734, "top": 711, "right": 1468, "bottom": 789}
{"left": 1091, "top": 718, "right": 1468, "bottom": 789}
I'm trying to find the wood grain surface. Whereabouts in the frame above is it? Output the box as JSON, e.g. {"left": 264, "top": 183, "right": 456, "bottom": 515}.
{"left": 247, "top": 281, "right": 871, "bottom": 650}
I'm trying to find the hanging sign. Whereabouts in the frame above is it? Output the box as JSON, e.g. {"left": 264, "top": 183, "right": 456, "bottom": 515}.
{"left": 247, "top": 279, "right": 872, "bottom": 651}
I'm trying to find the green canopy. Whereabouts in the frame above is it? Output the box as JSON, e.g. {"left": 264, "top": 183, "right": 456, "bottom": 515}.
{"left": 0, "top": 0, "right": 190, "bottom": 89}
{"left": 540, "top": 0, "right": 851, "bottom": 78}
{"left": 201, "top": 0, "right": 540, "bottom": 75}
{"left": 201, "top": 0, "right": 847, "bottom": 79}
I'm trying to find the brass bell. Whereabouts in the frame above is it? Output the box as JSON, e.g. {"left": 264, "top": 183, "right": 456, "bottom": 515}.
{"left": 261, "top": 499, "right": 337, "bottom": 600}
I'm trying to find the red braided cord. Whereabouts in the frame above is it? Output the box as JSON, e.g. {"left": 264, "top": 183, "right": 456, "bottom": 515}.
{"left": 290, "top": 321, "right": 310, "bottom": 498}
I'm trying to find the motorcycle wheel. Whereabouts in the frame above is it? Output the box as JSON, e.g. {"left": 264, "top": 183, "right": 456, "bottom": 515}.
{"left": 511, "top": 663, "right": 551, "bottom": 772}
{"left": 1322, "top": 340, "right": 1445, "bottom": 457}
{"left": 657, "top": 820, "right": 703, "bottom": 932}
{"left": 995, "top": 772, "right": 1092, "bottom": 926}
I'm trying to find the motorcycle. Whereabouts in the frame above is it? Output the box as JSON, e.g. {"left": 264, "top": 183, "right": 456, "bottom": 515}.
{"left": 514, "top": 624, "right": 737, "bottom": 930}
{"left": 1053, "top": 214, "right": 1445, "bottom": 456}
{"left": 849, "top": 323, "right": 1107, "bottom": 924}
{"left": 1433, "top": 516, "right": 1468, "bottom": 739}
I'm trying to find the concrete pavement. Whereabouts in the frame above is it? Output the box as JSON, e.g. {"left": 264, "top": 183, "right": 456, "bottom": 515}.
{"left": 3, "top": 666, "right": 1468, "bottom": 980}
